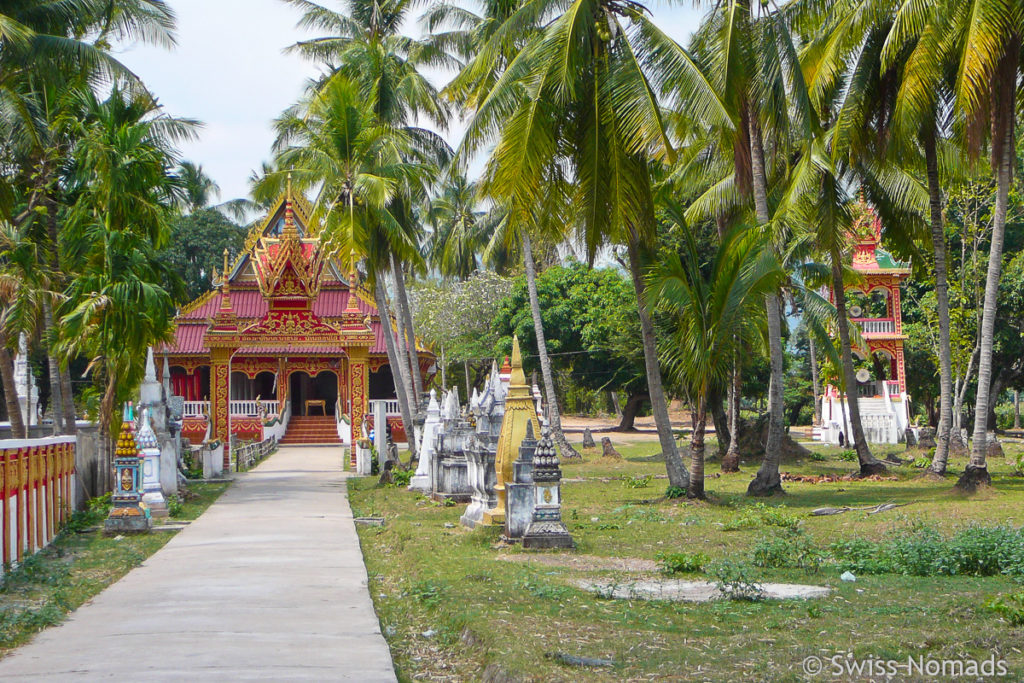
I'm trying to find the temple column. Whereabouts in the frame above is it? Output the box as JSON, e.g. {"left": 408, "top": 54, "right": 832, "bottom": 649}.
{"left": 348, "top": 349, "right": 369, "bottom": 445}
{"left": 895, "top": 344, "right": 906, "bottom": 394}
{"left": 210, "top": 348, "right": 232, "bottom": 469}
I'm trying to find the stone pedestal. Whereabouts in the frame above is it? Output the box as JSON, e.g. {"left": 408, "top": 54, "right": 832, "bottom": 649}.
{"left": 522, "top": 429, "right": 573, "bottom": 549}
{"left": 506, "top": 424, "right": 537, "bottom": 539}
{"left": 461, "top": 438, "right": 497, "bottom": 527}
{"left": 409, "top": 390, "right": 441, "bottom": 493}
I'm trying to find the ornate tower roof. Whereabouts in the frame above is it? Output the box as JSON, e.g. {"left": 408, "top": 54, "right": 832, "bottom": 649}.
{"left": 251, "top": 179, "right": 326, "bottom": 302}
{"left": 850, "top": 203, "right": 911, "bottom": 275}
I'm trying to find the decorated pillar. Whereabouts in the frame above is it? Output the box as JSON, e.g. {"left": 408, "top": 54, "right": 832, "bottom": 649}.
{"left": 348, "top": 349, "right": 369, "bottom": 444}
{"left": 210, "top": 348, "right": 232, "bottom": 469}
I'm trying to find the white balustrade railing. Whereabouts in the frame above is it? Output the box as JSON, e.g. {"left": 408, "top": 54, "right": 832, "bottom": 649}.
{"left": 230, "top": 399, "right": 280, "bottom": 416}
{"left": 885, "top": 381, "right": 901, "bottom": 397}
{"left": 854, "top": 318, "right": 895, "bottom": 334}
{"left": 369, "top": 399, "right": 401, "bottom": 416}
{"left": 183, "top": 401, "right": 209, "bottom": 418}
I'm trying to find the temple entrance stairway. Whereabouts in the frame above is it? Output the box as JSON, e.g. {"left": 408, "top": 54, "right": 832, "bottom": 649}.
{"left": 280, "top": 415, "right": 341, "bottom": 445}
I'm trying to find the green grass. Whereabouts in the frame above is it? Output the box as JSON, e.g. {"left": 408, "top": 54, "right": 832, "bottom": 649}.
{"left": 350, "top": 438, "right": 1024, "bottom": 681}
{"left": 0, "top": 481, "right": 229, "bottom": 657}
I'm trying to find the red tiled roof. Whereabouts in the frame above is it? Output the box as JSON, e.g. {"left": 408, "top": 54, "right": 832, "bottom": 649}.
{"left": 178, "top": 288, "right": 375, "bottom": 320}
{"left": 312, "top": 290, "right": 375, "bottom": 316}
{"left": 161, "top": 324, "right": 208, "bottom": 354}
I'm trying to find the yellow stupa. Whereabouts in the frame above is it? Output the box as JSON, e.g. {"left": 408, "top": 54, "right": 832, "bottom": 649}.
{"left": 481, "top": 336, "right": 540, "bottom": 526}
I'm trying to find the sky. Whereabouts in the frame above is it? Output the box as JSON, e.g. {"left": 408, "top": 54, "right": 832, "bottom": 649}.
{"left": 117, "top": 0, "right": 705, "bottom": 204}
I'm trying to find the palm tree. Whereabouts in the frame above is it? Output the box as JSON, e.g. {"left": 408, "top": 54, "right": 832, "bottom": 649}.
{"left": 876, "top": 0, "right": 1021, "bottom": 490}
{"left": 683, "top": 0, "right": 814, "bottom": 495}
{"left": 178, "top": 161, "right": 221, "bottom": 212}
{"left": 650, "top": 223, "right": 781, "bottom": 499}
{"left": 801, "top": 0, "right": 958, "bottom": 475}
{"left": 0, "top": 220, "right": 50, "bottom": 437}
{"left": 59, "top": 86, "right": 187, "bottom": 480}
{"left": 455, "top": 0, "right": 730, "bottom": 489}
{"left": 781, "top": 138, "right": 889, "bottom": 475}
{"left": 269, "top": 76, "right": 436, "bottom": 456}
{"left": 285, "top": 0, "right": 453, "bottom": 423}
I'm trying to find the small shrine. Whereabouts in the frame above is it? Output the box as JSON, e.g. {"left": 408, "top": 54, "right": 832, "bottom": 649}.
{"left": 158, "top": 184, "right": 433, "bottom": 466}
{"left": 104, "top": 403, "right": 152, "bottom": 534}
{"left": 817, "top": 204, "right": 912, "bottom": 445}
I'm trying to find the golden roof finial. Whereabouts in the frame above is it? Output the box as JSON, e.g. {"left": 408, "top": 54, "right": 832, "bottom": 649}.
{"left": 283, "top": 173, "right": 298, "bottom": 239}
{"left": 510, "top": 335, "right": 526, "bottom": 387}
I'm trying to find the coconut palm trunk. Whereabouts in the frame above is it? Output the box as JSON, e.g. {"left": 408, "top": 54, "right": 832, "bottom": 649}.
{"left": 747, "top": 118, "right": 785, "bottom": 496}
{"left": 923, "top": 129, "right": 954, "bottom": 476}
{"left": 373, "top": 281, "right": 417, "bottom": 458}
{"left": 391, "top": 254, "right": 424, "bottom": 402}
{"left": 60, "top": 367, "right": 76, "bottom": 434}
{"left": 960, "top": 45, "right": 1018, "bottom": 491}
{"left": 809, "top": 336, "right": 821, "bottom": 424}
{"left": 625, "top": 232, "right": 689, "bottom": 489}
{"left": 721, "top": 353, "right": 741, "bottom": 471}
{"left": 522, "top": 233, "right": 579, "bottom": 458}
{"left": 831, "top": 251, "right": 886, "bottom": 475}
{"left": 689, "top": 396, "right": 708, "bottom": 499}
{"left": 0, "top": 337, "right": 26, "bottom": 438}
{"left": 390, "top": 266, "right": 419, "bottom": 415}
{"left": 42, "top": 299, "right": 64, "bottom": 434}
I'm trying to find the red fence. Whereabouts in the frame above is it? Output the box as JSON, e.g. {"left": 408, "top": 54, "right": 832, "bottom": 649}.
{"left": 1, "top": 436, "right": 76, "bottom": 571}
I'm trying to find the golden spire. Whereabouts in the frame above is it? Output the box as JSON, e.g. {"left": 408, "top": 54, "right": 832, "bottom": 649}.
{"left": 283, "top": 172, "right": 298, "bottom": 240}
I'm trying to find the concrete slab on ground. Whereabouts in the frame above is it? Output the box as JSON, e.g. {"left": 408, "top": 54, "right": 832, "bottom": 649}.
{"left": 0, "top": 446, "right": 396, "bottom": 682}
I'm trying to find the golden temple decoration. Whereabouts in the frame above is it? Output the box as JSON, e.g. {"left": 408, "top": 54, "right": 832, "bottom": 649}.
{"left": 482, "top": 336, "right": 540, "bottom": 526}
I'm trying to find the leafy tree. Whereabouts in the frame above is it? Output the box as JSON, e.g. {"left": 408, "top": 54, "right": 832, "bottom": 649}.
{"left": 491, "top": 263, "right": 648, "bottom": 430}
{"left": 163, "top": 209, "right": 248, "bottom": 300}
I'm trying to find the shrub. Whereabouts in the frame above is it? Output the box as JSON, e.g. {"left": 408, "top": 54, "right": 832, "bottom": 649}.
{"left": 911, "top": 455, "right": 932, "bottom": 468}
{"left": 828, "top": 523, "right": 1024, "bottom": 578}
{"left": 837, "top": 449, "right": 858, "bottom": 462}
{"left": 389, "top": 468, "right": 413, "bottom": 487}
{"left": 621, "top": 474, "right": 653, "bottom": 489}
{"left": 807, "top": 451, "right": 827, "bottom": 462}
{"left": 665, "top": 485, "right": 686, "bottom": 499}
{"left": 985, "top": 591, "right": 1024, "bottom": 625}
{"left": 657, "top": 552, "right": 709, "bottom": 575}
{"left": 752, "top": 530, "right": 823, "bottom": 571}
{"left": 710, "top": 560, "right": 764, "bottom": 601}
{"left": 723, "top": 503, "right": 801, "bottom": 531}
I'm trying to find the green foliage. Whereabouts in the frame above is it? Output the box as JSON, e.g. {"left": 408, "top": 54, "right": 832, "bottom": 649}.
{"left": 912, "top": 455, "right": 932, "bottom": 468}
{"left": 807, "top": 451, "right": 827, "bottom": 462}
{"left": 657, "top": 552, "right": 709, "bottom": 575}
{"left": 63, "top": 493, "right": 112, "bottom": 534}
{"left": 166, "top": 495, "right": 184, "bottom": 517}
{"left": 710, "top": 560, "right": 764, "bottom": 601}
{"left": 828, "top": 523, "right": 1024, "bottom": 578}
{"left": 162, "top": 209, "right": 248, "bottom": 300}
{"left": 621, "top": 474, "right": 652, "bottom": 489}
{"left": 389, "top": 469, "right": 413, "bottom": 488}
{"left": 836, "top": 449, "right": 858, "bottom": 462}
{"left": 411, "top": 271, "right": 512, "bottom": 367}
{"left": 409, "top": 580, "right": 446, "bottom": 608}
{"left": 665, "top": 485, "right": 686, "bottom": 499}
{"left": 723, "top": 503, "right": 801, "bottom": 531}
{"left": 985, "top": 591, "right": 1024, "bottom": 626}
{"left": 751, "top": 530, "right": 823, "bottom": 571}
{"left": 492, "top": 263, "right": 649, "bottom": 405}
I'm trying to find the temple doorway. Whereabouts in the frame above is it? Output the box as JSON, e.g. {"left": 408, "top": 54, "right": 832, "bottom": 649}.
{"left": 289, "top": 371, "right": 339, "bottom": 416}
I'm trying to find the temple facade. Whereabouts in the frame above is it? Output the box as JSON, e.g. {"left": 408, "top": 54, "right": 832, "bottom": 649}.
{"left": 158, "top": 188, "right": 430, "bottom": 465}
{"left": 817, "top": 205, "right": 911, "bottom": 445}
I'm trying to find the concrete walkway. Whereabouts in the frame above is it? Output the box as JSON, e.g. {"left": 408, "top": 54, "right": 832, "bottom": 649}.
{"left": 0, "top": 446, "right": 397, "bottom": 681}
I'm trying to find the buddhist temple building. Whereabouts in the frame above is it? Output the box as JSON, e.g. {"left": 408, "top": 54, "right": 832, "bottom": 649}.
{"left": 817, "top": 204, "right": 911, "bottom": 445}
{"left": 157, "top": 187, "right": 432, "bottom": 465}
